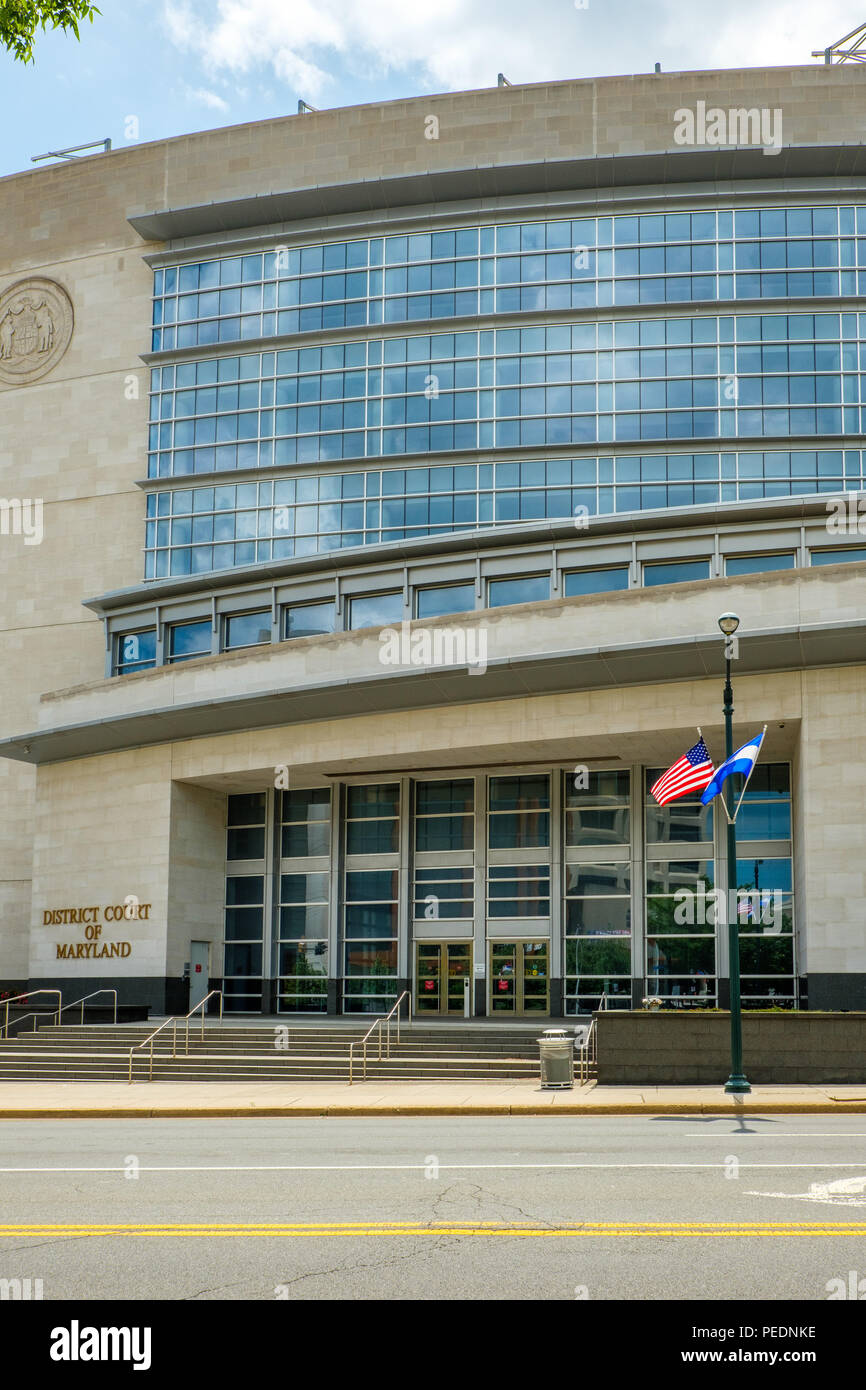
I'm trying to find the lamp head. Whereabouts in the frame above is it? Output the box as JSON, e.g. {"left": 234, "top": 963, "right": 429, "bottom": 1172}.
{"left": 718, "top": 612, "right": 740, "bottom": 637}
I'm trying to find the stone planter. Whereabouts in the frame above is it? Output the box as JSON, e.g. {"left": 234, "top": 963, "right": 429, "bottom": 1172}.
{"left": 596, "top": 1011, "right": 866, "bottom": 1084}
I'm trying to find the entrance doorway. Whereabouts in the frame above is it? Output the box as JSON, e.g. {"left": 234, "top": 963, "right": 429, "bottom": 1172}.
{"left": 415, "top": 942, "right": 472, "bottom": 1015}
{"left": 189, "top": 941, "right": 210, "bottom": 1011}
{"left": 489, "top": 940, "right": 549, "bottom": 1014}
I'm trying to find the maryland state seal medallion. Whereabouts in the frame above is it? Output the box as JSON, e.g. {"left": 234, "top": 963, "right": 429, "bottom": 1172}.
{"left": 0, "top": 278, "right": 73, "bottom": 385}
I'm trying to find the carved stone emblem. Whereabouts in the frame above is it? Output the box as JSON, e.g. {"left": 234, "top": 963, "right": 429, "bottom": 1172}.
{"left": 0, "top": 278, "right": 73, "bottom": 385}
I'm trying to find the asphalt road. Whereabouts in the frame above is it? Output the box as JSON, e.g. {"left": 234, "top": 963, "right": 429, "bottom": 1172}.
{"left": 1, "top": 1115, "right": 866, "bottom": 1300}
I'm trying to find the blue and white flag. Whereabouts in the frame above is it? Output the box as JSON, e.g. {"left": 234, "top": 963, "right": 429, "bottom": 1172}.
{"left": 700, "top": 729, "right": 766, "bottom": 807}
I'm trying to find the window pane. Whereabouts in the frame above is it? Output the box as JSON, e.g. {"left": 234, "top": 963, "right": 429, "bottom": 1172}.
{"left": 282, "top": 822, "right": 330, "bottom": 857}
{"left": 645, "top": 801, "right": 713, "bottom": 843}
{"left": 285, "top": 601, "right": 336, "bottom": 638}
{"left": 739, "top": 937, "right": 794, "bottom": 974}
{"left": 416, "top": 779, "right": 474, "bottom": 814}
{"left": 347, "top": 784, "right": 399, "bottom": 818}
{"left": 566, "top": 863, "right": 631, "bottom": 895}
{"left": 280, "top": 872, "right": 328, "bottom": 902}
{"left": 416, "top": 583, "right": 475, "bottom": 619}
{"left": 345, "top": 942, "right": 398, "bottom": 974}
{"left": 726, "top": 553, "right": 795, "bottom": 576}
{"left": 347, "top": 820, "right": 398, "bottom": 854}
{"left": 345, "top": 869, "right": 398, "bottom": 901}
{"left": 646, "top": 860, "right": 715, "bottom": 894}
{"left": 736, "top": 802, "right": 791, "bottom": 839}
{"left": 116, "top": 629, "right": 157, "bottom": 673}
{"left": 565, "top": 770, "right": 630, "bottom": 806}
{"left": 416, "top": 815, "right": 473, "bottom": 851}
{"left": 490, "top": 775, "right": 550, "bottom": 811}
{"left": 225, "top": 610, "right": 270, "bottom": 649}
{"left": 226, "top": 875, "right": 264, "bottom": 906}
{"left": 488, "top": 575, "right": 550, "bottom": 607}
{"left": 168, "top": 619, "right": 211, "bottom": 660}
{"left": 279, "top": 904, "right": 329, "bottom": 938}
{"left": 741, "top": 763, "right": 790, "bottom": 798}
{"left": 565, "top": 898, "right": 631, "bottom": 934}
{"left": 227, "top": 793, "right": 266, "bottom": 825}
{"left": 647, "top": 937, "right": 715, "bottom": 974}
{"left": 564, "top": 567, "right": 629, "bottom": 596}
{"left": 349, "top": 591, "right": 403, "bottom": 628}
{"left": 227, "top": 827, "right": 265, "bottom": 860}
{"left": 568, "top": 939, "right": 631, "bottom": 974}
{"left": 644, "top": 559, "right": 710, "bottom": 586}
{"left": 811, "top": 547, "right": 866, "bottom": 565}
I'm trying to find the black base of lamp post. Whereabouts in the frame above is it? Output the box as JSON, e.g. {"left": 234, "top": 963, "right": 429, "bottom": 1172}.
{"left": 724, "top": 1074, "right": 752, "bottom": 1094}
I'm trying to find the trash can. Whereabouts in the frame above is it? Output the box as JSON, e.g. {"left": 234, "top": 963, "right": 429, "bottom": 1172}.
{"left": 538, "top": 1027, "right": 574, "bottom": 1089}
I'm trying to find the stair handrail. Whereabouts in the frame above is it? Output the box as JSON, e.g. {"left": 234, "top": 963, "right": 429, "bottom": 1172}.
{"left": 53, "top": 989, "right": 117, "bottom": 1027}
{"left": 575, "top": 992, "right": 609, "bottom": 1084}
{"left": 128, "top": 1016, "right": 177, "bottom": 1084}
{"left": 182, "top": 990, "right": 223, "bottom": 1055}
{"left": 1, "top": 990, "right": 62, "bottom": 1039}
{"left": 576, "top": 1018, "right": 596, "bottom": 1084}
{"left": 348, "top": 990, "right": 411, "bottom": 1085}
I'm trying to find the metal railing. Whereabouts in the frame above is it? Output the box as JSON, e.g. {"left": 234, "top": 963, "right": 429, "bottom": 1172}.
{"left": 182, "top": 990, "right": 222, "bottom": 1054}
{"left": 576, "top": 1018, "right": 597, "bottom": 1084}
{"left": 53, "top": 989, "right": 117, "bottom": 1027}
{"left": 128, "top": 1016, "right": 178, "bottom": 1084}
{"left": 348, "top": 991, "right": 411, "bottom": 1084}
{"left": 1, "top": 990, "right": 62, "bottom": 1040}
{"left": 128, "top": 991, "right": 224, "bottom": 1083}
{"left": 575, "top": 993, "right": 607, "bottom": 1084}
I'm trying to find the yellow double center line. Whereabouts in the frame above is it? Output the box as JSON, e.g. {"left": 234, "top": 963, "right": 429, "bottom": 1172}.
{"left": 1, "top": 1221, "right": 865, "bottom": 1238}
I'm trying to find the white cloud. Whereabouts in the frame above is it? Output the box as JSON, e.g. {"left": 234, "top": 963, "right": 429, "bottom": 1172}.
{"left": 161, "top": 0, "right": 866, "bottom": 100}
{"left": 185, "top": 86, "right": 231, "bottom": 111}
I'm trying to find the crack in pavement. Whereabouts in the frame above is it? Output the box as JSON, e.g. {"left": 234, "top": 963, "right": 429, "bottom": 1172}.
{"left": 430, "top": 1178, "right": 555, "bottom": 1230}
{"left": 270, "top": 1234, "right": 444, "bottom": 1295}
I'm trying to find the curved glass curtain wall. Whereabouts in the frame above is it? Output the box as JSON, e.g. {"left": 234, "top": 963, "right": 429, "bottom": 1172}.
{"left": 145, "top": 448, "right": 866, "bottom": 578}
{"left": 152, "top": 206, "right": 865, "bottom": 351}
{"left": 146, "top": 203, "right": 866, "bottom": 580}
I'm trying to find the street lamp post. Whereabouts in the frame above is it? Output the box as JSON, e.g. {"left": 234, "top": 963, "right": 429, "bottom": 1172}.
{"left": 718, "top": 612, "right": 751, "bottom": 1095}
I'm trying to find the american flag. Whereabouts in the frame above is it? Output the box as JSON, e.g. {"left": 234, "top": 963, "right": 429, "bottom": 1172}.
{"left": 650, "top": 737, "right": 715, "bottom": 807}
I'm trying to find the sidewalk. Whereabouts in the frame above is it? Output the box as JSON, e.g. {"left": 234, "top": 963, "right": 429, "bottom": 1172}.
{"left": 1, "top": 1080, "right": 866, "bottom": 1118}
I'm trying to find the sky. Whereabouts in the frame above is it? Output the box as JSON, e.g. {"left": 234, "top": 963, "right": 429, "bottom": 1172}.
{"left": 0, "top": 0, "right": 862, "bottom": 178}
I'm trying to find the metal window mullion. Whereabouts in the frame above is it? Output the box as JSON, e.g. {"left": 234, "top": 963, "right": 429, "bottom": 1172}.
{"left": 329, "top": 783, "right": 343, "bottom": 1009}
{"left": 549, "top": 768, "right": 562, "bottom": 988}
{"left": 631, "top": 762, "right": 645, "bottom": 995}
{"left": 397, "top": 776, "right": 411, "bottom": 985}
{"left": 474, "top": 774, "right": 487, "bottom": 1012}
{"left": 263, "top": 786, "right": 278, "bottom": 1011}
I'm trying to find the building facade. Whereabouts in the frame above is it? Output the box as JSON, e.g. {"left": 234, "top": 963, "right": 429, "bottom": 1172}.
{"left": 1, "top": 65, "right": 865, "bottom": 1017}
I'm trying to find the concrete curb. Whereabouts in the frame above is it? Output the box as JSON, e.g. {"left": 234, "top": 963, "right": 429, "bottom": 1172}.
{"left": 3, "top": 1100, "right": 866, "bottom": 1118}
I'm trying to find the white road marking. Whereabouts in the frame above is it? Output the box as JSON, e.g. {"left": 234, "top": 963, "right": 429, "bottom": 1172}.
{"left": 2, "top": 1161, "right": 866, "bottom": 1174}
{"left": 685, "top": 1133, "right": 866, "bottom": 1138}
{"left": 748, "top": 1173, "right": 866, "bottom": 1208}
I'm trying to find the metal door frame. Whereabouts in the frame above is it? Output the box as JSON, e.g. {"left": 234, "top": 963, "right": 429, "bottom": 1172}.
{"left": 415, "top": 941, "right": 473, "bottom": 1015}
{"left": 488, "top": 939, "right": 550, "bottom": 1015}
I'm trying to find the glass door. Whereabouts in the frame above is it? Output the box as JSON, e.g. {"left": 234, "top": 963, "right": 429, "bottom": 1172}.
{"left": 521, "top": 941, "right": 549, "bottom": 1013}
{"left": 415, "top": 943, "right": 472, "bottom": 1015}
{"left": 445, "top": 943, "right": 472, "bottom": 1014}
{"left": 491, "top": 941, "right": 517, "bottom": 1012}
{"left": 489, "top": 941, "right": 549, "bottom": 1015}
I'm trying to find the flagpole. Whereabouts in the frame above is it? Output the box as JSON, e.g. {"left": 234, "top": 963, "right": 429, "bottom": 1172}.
{"left": 719, "top": 613, "right": 751, "bottom": 1094}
